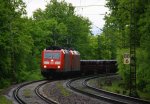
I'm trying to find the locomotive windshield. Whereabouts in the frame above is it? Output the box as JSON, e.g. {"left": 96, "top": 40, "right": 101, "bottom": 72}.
{"left": 44, "top": 52, "right": 60, "bottom": 59}
{"left": 53, "top": 53, "right": 60, "bottom": 59}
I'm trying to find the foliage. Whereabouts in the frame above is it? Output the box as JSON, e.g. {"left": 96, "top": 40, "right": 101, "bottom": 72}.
{"left": 0, "top": 0, "right": 41, "bottom": 88}
{"left": 103, "top": 0, "right": 150, "bottom": 93}
{"left": 0, "top": 0, "right": 149, "bottom": 97}
{"left": 0, "top": 0, "right": 93, "bottom": 89}
{"left": 0, "top": 78, "right": 11, "bottom": 88}
{"left": 32, "top": 0, "right": 92, "bottom": 59}
{"left": 0, "top": 95, "right": 12, "bottom": 104}
{"left": 116, "top": 49, "right": 130, "bottom": 88}
{"left": 136, "top": 49, "right": 150, "bottom": 92}
{"left": 97, "top": 33, "right": 116, "bottom": 59}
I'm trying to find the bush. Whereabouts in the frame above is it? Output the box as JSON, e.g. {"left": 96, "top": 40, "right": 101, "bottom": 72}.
{"left": 116, "top": 49, "right": 130, "bottom": 88}
{"left": 144, "top": 84, "right": 150, "bottom": 93}
{"left": 136, "top": 49, "right": 150, "bottom": 93}
{"left": 0, "top": 78, "right": 11, "bottom": 89}
{"left": 117, "top": 48, "right": 150, "bottom": 93}
{"left": 16, "top": 69, "right": 42, "bottom": 83}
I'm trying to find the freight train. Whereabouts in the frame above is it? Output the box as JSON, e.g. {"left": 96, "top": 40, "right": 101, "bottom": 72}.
{"left": 40, "top": 47, "right": 117, "bottom": 78}
{"left": 40, "top": 46, "right": 80, "bottom": 78}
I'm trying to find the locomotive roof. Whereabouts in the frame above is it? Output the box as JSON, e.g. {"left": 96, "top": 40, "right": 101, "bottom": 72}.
{"left": 46, "top": 46, "right": 61, "bottom": 50}
{"left": 45, "top": 46, "right": 77, "bottom": 51}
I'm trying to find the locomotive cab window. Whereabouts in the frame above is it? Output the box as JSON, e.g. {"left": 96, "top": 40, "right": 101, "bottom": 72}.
{"left": 44, "top": 52, "right": 52, "bottom": 59}
{"left": 53, "top": 53, "right": 60, "bottom": 59}
{"left": 44, "top": 52, "right": 60, "bottom": 59}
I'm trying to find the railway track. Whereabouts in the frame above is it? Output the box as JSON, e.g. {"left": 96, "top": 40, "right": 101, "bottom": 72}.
{"left": 35, "top": 81, "right": 59, "bottom": 104}
{"left": 13, "top": 80, "right": 58, "bottom": 104}
{"left": 66, "top": 74, "right": 150, "bottom": 104}
{"left": 13, "top": 83, "right": 27, "bottom": 104}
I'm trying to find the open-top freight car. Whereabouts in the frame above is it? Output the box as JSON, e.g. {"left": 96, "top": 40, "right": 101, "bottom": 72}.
{"left": 80, "top": 60, "right": 117, "bottom": 74}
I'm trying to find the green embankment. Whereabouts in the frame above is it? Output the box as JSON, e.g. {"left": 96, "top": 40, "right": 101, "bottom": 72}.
{"left": 0, "top": 89, "right": 12, "bottom": 104}
{"left": 97, "top": 79, "right": 150, "bottom": 101}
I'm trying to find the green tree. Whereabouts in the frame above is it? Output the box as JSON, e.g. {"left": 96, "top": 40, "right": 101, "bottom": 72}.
{"left": 33, "top": 0, "right": 92, "bottom": 59}
{"left": 103, "top": 0, "right": 150, "bottom": 93}
{"left": 0, "top": 0, "right": 33, "bottom": 87}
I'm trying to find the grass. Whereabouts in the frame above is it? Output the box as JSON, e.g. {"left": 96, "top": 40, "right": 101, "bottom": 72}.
{"left": 138, "top": 91, "right": 150, "bottom": 101}
{"left": 0, "top": 70, "right": 42, "bottom": 104}
{"left": 0, "top": 89, "right": 13, "bottom": 104}
{"left": 56, "top": 83, "right": 70, "bottom": 97}
{"left": 0, "top": 96, "right": 13, "bottom": 104}
{"left": 97, "top": 78, "right": 150, "bottom": 101}
{"left": 103, "top": 80, "right": 129, "bottom": 95}
{"left": 23, "top": 89, "right": 32, "bottom": 98}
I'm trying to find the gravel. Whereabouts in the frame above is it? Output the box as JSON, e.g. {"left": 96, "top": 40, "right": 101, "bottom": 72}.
{"left": 4, "top": 76, "right": 118, "bottom": 104}
{"left": 18, "top": 81, "right": 49, "bottom": 104}
{"left": 4, "top": 81, "right": 49, "bottom": 104}
{"left": 43, "top": 80, "right": 109, "bottom": 104}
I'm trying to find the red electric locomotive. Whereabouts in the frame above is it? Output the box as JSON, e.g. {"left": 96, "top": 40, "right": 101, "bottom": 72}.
{"left": 40, "top": 47, "right": 80, "bottom": 78}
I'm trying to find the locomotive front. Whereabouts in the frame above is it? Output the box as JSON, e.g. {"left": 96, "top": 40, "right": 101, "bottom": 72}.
{"left": 40, "top": 47, "right": 80, "bottom": 78}
{"left": 41, "top": 49, "right": 65, "bottom": 78}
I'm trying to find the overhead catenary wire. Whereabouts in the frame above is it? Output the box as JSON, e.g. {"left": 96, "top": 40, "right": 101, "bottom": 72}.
{"left": 74, "top": 5, "right": 105, "bottom": 8}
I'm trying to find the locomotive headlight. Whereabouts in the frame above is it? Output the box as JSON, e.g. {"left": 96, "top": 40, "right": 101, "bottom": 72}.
{"left": 55, "top": 61, "right": 60, "bottom": 65}
{"left": 44, "top": 65, "right": 47, "bottom": 68}
{"left": 57, "top": 66, "right": 60, "bottom": 69}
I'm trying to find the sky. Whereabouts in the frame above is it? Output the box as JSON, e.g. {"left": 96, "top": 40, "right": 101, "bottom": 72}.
{"left": 23, "top": 0, "right": 109, "bottom": 35}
